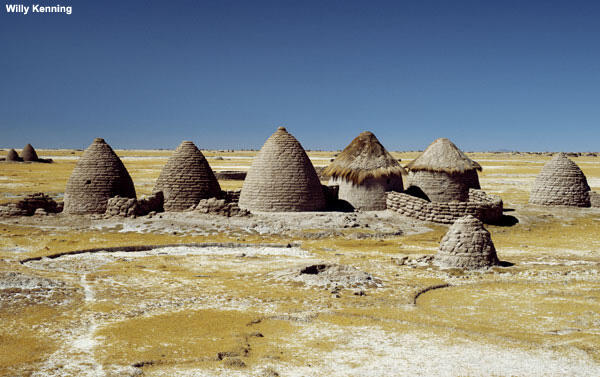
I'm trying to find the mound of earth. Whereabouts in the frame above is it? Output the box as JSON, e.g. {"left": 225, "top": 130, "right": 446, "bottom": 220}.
{"left": 271, "top": 263, "right": 382, "bottom": 290}
{"left": 0, "top": 271, "right": 66, "bottom": 290}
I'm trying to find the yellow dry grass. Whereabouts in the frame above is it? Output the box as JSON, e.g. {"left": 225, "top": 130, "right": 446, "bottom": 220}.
{"left": 1, "top": 149, "right": 600, "bottom": 373}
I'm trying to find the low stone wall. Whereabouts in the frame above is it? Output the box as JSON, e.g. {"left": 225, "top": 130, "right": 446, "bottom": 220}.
{"left": 105, "top": 197, "right": 138, "bottom": 217}
{"left": 0, "top": 193, "right": 61, "bottom": 217}
{"left": 104, "top": 192, "right": 164, "bottom": 218}
{"left": 194, "top": 198, "right": 250, "bottom": 217}
{"left": 221, "top": 190, "right": 241, "bottom": 204}
{"left": 386, "top": 189, "right": 503, "bottom": 224}
{"left": 214, "top": 171, "right": 247, "bottom": 180}
{"left": 590, "top": 191, "right": 600, "bottom": 208}
{"left": 322, "top": 185, "right": 339, "bottom": 206}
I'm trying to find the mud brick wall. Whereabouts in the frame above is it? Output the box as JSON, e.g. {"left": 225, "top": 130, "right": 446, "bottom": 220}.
{"left": 63, "top": 138, "right": 136, "bottom": 214}
{"left": 195, "top": 197, "right": 250, "bottom": 217}
{"left": 214, "top": 171, "right": 247, "bottom": 180}
{"left": 529, "top": 153, "right": 591, "bottom": 207}
{"left": 222, "top": 190, "right": 241, "bottom": 204}
{"left": 153, "top": 141, "right": 221, "bottom": 211}
{"left": 386, "top": 189, "right": 503, "bottom": 224}
{"left": 238, "top": 127, "right": 325, "bottom": 212}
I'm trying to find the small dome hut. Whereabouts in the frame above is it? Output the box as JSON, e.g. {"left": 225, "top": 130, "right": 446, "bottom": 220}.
{"left": 529, "top": 153, "right": 591, "bottom": 207}
{"left": 63, "top": 138, "right": 136, "bottom": 214}
{"left": 406, "top": 138, "right": 482, "bottom": 202}
{"left": 153, "top": 141, "right": 221, "bottom": 211}
{"left": 322, "top": 131, "right": 406, "bottom": 210}
{"left": 238, "top": 127, "right": 326, "bottom": 212}
{"left": 21, "top": 144, "right": 39, "bottom": 162}
{"left": 434, "top": 215, "right": 500, "bottom": 269}
{"left": 6, "top": 149, "right": 21, "bottom": 162}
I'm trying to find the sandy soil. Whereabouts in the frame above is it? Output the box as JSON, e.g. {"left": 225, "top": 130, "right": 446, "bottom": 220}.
{"left": 1, "top": 150, "right": 599, "bottom": 376}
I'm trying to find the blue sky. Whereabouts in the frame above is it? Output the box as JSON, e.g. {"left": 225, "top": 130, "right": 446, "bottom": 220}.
{"left": 1, "top": 1, "right": 599, "bottom": 151}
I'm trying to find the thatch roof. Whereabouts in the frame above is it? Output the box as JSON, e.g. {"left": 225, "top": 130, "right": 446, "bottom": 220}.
{"left": 322, "top": 131, "right": 406, "bottom": 185}
{"left": 406, "top": 138, "right": 482, "bottom": 174}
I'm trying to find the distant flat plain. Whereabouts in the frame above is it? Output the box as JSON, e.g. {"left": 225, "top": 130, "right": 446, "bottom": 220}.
{"left": 1, "top": 149, "right": 599, "bottom": 376}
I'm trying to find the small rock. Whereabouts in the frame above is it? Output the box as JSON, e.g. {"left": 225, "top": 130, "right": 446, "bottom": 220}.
{"left": 223, "top": 358, "right": 246, "bottom": 368}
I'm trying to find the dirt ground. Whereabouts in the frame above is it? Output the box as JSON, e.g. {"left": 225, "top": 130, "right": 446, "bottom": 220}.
{"left": 1, "top": 149, "right": 599, "bottom": 376}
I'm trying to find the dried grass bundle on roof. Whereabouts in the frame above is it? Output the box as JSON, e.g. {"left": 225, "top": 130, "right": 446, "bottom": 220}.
{"left": 322, "top": 131, "right": 406, "bottom": 185}
{"left": 406, "top": 138, "right": 482, "bottom": 202}
{"left": 406, "top": 138, "right": 481, "bottom": 174}
{"left": 323, "top": 131, "right": 405, "bottom": 210}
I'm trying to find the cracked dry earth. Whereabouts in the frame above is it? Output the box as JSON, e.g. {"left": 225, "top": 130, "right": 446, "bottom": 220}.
{"left": 1, "top": 151, "right": 600, "bottom": 376}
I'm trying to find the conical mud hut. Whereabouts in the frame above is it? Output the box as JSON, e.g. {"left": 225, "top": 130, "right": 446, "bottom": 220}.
{"left": 529, "top": 153, "right": 591, "bottom": 207}
{"left": 6, "top": 149, "right": 21, "bottom": 162}
{"left": 406, "top": 138, "right": 481, "bottom": 202}
{"left": 435, "top": 215, "right": 500, "bottom": 269}
{"left": 323, "top": 131, "right": 405, "bottom": 210}
{"left": 21, "top": 144, "right": 39, "bottom": 162}
{"left": 63, "top": 138, "right": 136, "bottom": 214}
{"left": 239, "top": 127, "right": 326, "bottom": 212}
{"left": 153, "top": 141, "right": 221, "bottom": 211}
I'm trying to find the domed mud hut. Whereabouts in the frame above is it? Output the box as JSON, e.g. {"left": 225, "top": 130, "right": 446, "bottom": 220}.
{"left": 529, "top": 153, "right": 591, "bottom": 207}
{"left": 63, "top": 138, "right": 136, "bottom": 214}
{"left": 406, "top": 138, "right": 481, "bottom": 202}
{"left": 435, "top": 215, "right": 500, "bottom": 269}
{"left": 21, "top": 144, "right": 39, "bottom": 162}
{"left": 153, "top": 141, "right": 221, "bottom": 211}
{"left": 6, "top": 149, "right": 21, "bottom": 162}
{"left": 238, "top": 127, "right": 326, "bottom": 212}
{"left": 322, "top": 131, "right": 406, "bottom": 210}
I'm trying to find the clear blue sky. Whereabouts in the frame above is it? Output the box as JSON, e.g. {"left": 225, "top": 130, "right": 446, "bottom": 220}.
{"left": 1, "top": 1, "right": 599, "bottom": 151}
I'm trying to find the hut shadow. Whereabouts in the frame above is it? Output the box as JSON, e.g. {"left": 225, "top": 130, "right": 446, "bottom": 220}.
{"left": 404, "top": 186, "right": 430, "bottom": 201}
{"left": 498, "top": 260, "right": 515, "bottom": 267}
{"left": 328, "top": 199, "right": 355, "bottom": 212}
{"left": 489, "top": 214, "right": 519, "bottom": 227}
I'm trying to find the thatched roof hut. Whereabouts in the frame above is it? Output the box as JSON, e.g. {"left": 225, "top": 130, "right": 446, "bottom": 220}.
{"left": 153, "top": 141, "right": 221, "bottom": 211}
{"left": 434, "top": 215, "right": 500, "bottom": 269}
{"left": 6, "top": 149, "right": 21, "bottom": 162}
{"left": 238, "top": 127, "right": 326, "bottom": 212}
{"left": 406, "top": 138, "right": 481, "bottom": 202}
{"left": 323, "top": 131, "right": 406, "bottom": 210}
{"left": 21, "top": 144, "right": 39, "bottom": 162}
{"left": 63, "top": 138, "right": 136, "bottom": 214}
{"left": 529, "top": 153, "right": 591, "bottom": 207}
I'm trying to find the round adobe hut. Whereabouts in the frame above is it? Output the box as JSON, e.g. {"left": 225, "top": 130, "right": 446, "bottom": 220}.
{"left": 529, "top": 153, "right": 591, "bottom": 207}
{"left": 434, "top": 215, "right": 500, "bottom": 269}
{"left": 322, "top": 131, "right": 406, "bottom": 210}
{"left": 63, "top": 138, "right": 136, "bottom": 214}
{"left": 6, "top": 149, "right": 21, "bottom": 162}
{"left": 21, "top": 144, "right": 39, "bottom": 162}
{"left": 153, "top": 141, "right": 221, "bottom": 211}
{"left": 238, "top": 127, "right": 326, "bottom": 212}
{"left": 406, "top": 138, "right": 482, "bottom": 202}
